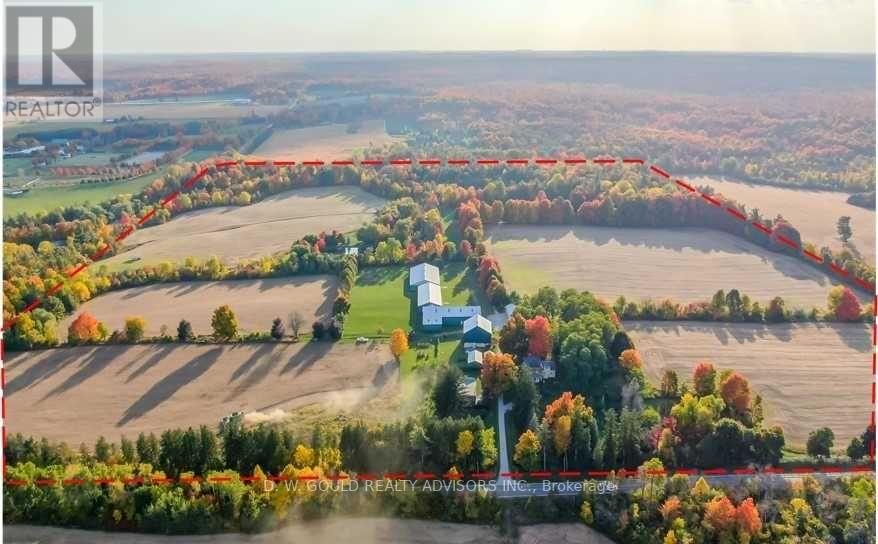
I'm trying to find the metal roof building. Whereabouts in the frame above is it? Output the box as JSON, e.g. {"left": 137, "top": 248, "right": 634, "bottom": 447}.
{"left": 408, "top": 263, "right": 440, "bottom": 289}
{"left": 416, "top": 282, "right": 443, "bottom": 307}
{"left": 462, "top": 314, "right": 493, "bottom": 344}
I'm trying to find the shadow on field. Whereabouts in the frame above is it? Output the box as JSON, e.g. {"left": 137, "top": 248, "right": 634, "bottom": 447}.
{"left": 116, "top": 347, "right": 223, "bottom": 426}
{"left": 5, "top": 347, "right": 96, "bottom": 395}
{"left": 282, "top": 341, "right": 334, "bottom": 376}
{"left": 40, "top": 349, "right": 115, "bottom": 400}
{"left": 123, "top": 345, "right": 179, "bottom": 383}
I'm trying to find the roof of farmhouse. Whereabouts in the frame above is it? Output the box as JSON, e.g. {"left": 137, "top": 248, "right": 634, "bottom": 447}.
{"left": 409, "top": 263, "right": 440, "bottom": 287}
{"left": 417, "top": 282, "right": 442, "bottom": 307}
{"left": 463, "top": 314, "right": 492, "bottom": 334}
{"left": 422, "top": 304, "right": 481, "bottom": 326}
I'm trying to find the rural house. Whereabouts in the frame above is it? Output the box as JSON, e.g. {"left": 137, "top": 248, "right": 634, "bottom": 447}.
{"left": 409, "top": 264, "right": 481, "bottom": 331}
{"left": 523, "top": 355, "right": 556, "bottom": 383}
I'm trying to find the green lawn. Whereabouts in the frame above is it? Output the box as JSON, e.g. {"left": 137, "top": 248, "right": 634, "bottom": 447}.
{"left": 185, "top": 149, "right": 221, "bottom": 163}
{"left": 343, "top": 266, "right": 412, "bottom": 339}
{"left": 4, "top": 149, "right": 211, "bottom": 218}
{"left": 3, "top": 157, "right": 34, "bottom": 177}
{"left": 400, "top": 337, "right": 464, "bottom": 378}
{"left": 438, "top": 262, "right": 480, "bottom": 306}
{"left": 55, "top": 151, "right": 113, "bottom": 167}
{"left": 4, "top": 168, "right": 166, "bottom": 218}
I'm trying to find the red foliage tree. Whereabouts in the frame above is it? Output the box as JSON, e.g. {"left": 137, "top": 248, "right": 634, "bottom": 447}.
{"left": 693, "top": 361, "right": 717, "bottom": 396}
{"left": 719, "top": 371, "right": 751, "bottom": 413}
{"left": 736, "top": 498, "right": 762, "bottom": 536}
{"left": 836, "top": 287, "right": 862, "bottom": 321}
{"left": 525, "top": 315, "right": 552, "bottom": 358}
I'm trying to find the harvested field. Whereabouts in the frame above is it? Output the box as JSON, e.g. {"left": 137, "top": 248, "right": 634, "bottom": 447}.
{"left": 696, "top": 177, "right": 876, "bottom": 261}
{"left": 5, "top": 342, "right": 397, "bottom": 444}
{"left": 252, "top": 120, "right": 399, "bottom": 161}
{"left": 101, "top": 186, "right": 385, "bottom": 268}
{"left": 57, "top": 276, "right": 335, "bottom": 340}
{"left": 628, "top": 320, "right": 872, "bottom": 447}
{"left": 487, "top": 225, "right": 864, "bottom": 308}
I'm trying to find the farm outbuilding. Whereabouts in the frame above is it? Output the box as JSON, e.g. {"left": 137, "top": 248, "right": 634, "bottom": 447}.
{"left": 462, "top": 314, "right": 492, "bottom": 345}
{"left": 408, "top": 263, "right": 440, "bottom": 290}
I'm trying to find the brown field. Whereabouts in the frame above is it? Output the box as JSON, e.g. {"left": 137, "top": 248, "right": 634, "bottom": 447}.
{"left": 252, "top": 120, "right": 400, "bottom": 161}
{"left": 57, "top": 276, "right": 335, "bottom": 340}
{"left": 5, "top": 342, "right": 397, "bottom": 444}
{"left": 628, "top": 320, "right": 872, "bottom": 447}
{"left": 487, "top": 225, "right": 865, "bottom": 309}
{"left": 101, "top": 186, "right": 385, "bottom": 268}
{"left": 696, "top": 177, "right": 876, "bottom": 262}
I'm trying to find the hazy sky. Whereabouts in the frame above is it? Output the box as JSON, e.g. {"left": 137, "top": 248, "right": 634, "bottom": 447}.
{"left": 104, "top": 0, "right": 875, "bottom": 54}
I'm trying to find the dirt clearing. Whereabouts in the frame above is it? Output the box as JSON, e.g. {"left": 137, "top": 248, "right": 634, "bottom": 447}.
{"left": 253, "top": 120, "right": 400, "bottom": 161}
{"left": 101, "top": 186, "right": 385, "bottom": 267}
{"left": 5, "top": 342, "right": 397, "bottom": 445}
{"left": 57, "top": 276, "right": 335, "bottom": 339}
{"left": 696, "top": 177, "right": 876, "bottom": 262}
{"left": 487, "top": 225, "right": 862, "bottom": 308}
{"left": 627, "top": 320, "right": 872, "bottom": 447}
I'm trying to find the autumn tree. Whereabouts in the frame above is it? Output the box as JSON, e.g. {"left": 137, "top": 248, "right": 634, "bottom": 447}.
{"left": 513, "top": 430, "right": 541, "bottom": 470}
{"left": 693, "top": 361, "right": 717, "bottom": 396}
{"left": 499, "top": 313, "right": 529, "bottom": 357}
{"left": 389, "top": 328, "right": 409, "bottom": 358}
{"left": 124, "top": 316, "right": 147, "bottom": 343}
{"left": 211, "top": 305, "right": 238, "bottom": 340}
{"left": 660, "top": 370, "right": 679, "bottom": 397}
{"left": 618, "top": 348, "right": 642, "bottom": 371}
{"left": 480, "top": 352, "right": 518, "bottom": 398}
{"left": 288, "top": 311, "right": 304, "bottom": 339}
{"left": 736, "top": 497, "right": 762, "bottom": 537}
{"left": 704, "top": 496, "right": 737, "bottom": 534}
{"left": 525, "top": 315, "right": 552, "bottom": 358}
{"left": 835, "top": 287, "right": 862, "bottom": 321}
{"left": 67, "top": 312, "right": 107, "bottom": 345}
{"left": 719, "top": 372, "right": 751, "bottom": 414}
{"left": 456, "top": 430, "right": 475, "bottom": 468}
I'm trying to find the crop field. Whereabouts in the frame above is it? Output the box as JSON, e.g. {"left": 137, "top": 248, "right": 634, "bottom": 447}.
{"left": 487, "top": 225, "right": 863, "bottom": 309}
{"left": 698, "top": 177, "right": 876, "bottom": 262}
{"left": 5, "top": 341, "right": 397, "bottom": 444}
{"left": 627, "top": 320, "right": 872, "bottom": 447}
{"left": 100, "top": 186, "right": 385, "bottom": 269}
{"left": 57, "top": 276, "right": 336, "bottom": 340}
{"left": 252, "top": 120, "right": 399, "bottom": 160}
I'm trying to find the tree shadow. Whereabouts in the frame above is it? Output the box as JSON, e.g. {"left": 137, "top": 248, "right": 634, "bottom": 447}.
{"left": 123, "top": 344, "right": 179, "bottom": 383}
{"left": 280, "top": 341, "right": 334, "bottom": 376}
{"left": 5, "top": 347, "right": 95, "bottom": 395}
{"left": 116, "top": 347, "right": 223, "bottom": 427}
{"left": 40, "top": 348, "right": 115, "bottom": 400}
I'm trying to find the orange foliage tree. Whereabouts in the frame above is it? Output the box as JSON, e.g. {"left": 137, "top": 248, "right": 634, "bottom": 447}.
{"left": 704, "top": 496, "right": 737, "bottom": 533}
{"left": 618, "top": 348, "right": 642, "bottom": 370}
{"left": 719, "top": 372, "right": 751, "bottom": 413}
{"left": 67, "top": 312, "right": 105, "bottom": 345}
{"left": 389, "top": 328, "right": 409, "bottom": 359}
{"left": 480, "top": 352, "right": 518, "bottom": 398}
{"left": 735, "top": 497, "right": 762, "bottom": 536}
{"left": 525, "top": 315, "right": 552, "bottom": 358}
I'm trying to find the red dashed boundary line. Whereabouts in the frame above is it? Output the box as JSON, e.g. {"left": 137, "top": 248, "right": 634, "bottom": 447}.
{"left": 3, "top": 465, "right": 875, "bottom": 488}
{"left": 1, "top": 157, "right": 875, "bottom": 487}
